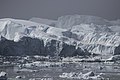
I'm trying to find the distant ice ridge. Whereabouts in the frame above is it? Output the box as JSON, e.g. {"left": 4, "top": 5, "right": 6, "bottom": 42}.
{"left": 0, "top": 15, "right": 120, "bottom": 58}
{"left": 56, "top": 15, "right": 120, "bottom": 30}
{"left": 55, "top": 14, "right": 110, "bottom": 29}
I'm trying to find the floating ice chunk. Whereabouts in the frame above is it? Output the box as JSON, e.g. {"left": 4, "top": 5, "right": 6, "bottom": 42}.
{"left": 0, "top": 71, "right": 7, "bottom": 77}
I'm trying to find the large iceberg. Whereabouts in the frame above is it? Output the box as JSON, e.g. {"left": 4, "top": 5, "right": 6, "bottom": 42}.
{"left": 0, "top": 18, "right": 89, "bottom": 56}
{"left": 0, "top": 15, "right": 120, "bottom": 58}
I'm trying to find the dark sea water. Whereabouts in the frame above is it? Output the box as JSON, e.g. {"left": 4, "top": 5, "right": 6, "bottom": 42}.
{"left": 0, "top": 62, "right": 120, "bottom": 80}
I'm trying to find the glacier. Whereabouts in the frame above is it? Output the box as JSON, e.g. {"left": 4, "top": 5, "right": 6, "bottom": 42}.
{"left": 0, "top": 15, "right": 120, "bottom": 58}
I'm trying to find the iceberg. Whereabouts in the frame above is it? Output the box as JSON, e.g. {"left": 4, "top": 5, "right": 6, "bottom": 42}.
{"left": 0, "top": 15, "right": 120, "bottom": 58}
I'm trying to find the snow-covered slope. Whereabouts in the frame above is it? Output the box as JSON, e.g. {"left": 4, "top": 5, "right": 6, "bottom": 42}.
{"left": 0, "top": 15, "right": 120, "bottom": 58}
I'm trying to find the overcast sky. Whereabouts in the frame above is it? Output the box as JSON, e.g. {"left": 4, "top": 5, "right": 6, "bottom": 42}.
{"left": 0, "top": 0, "right": 120, "bottom": 20}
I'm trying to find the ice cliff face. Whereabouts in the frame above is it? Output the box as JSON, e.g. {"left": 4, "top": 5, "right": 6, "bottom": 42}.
{"left": 0, "top": 18, "right": 89, "bottom": 56}
{"left": 0, "top": 15, "right": 120, "bottom": 58}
